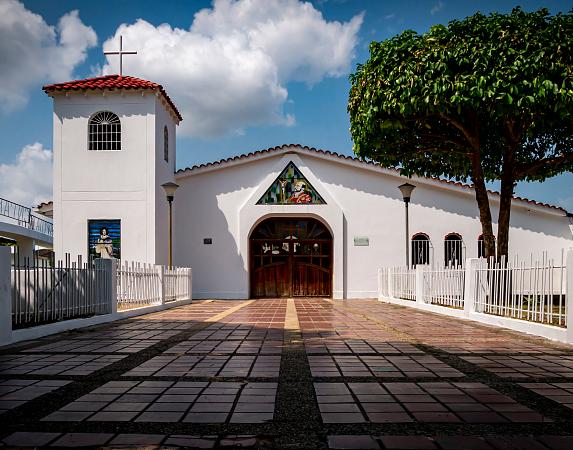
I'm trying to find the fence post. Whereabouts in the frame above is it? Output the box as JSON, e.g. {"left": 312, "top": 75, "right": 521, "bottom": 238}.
{"left": 95, "top": 258, "right": 118, "bottom": 316}
{"left": 566, "top": 250, "right": 573, "bottom": 344}
{"left": 463, "top": 258, "right": 480, "bottom": 318}
{"left": 388, "top": 268, "right": 394, "bottom": 298}
{"left": 188, "top": 268, "right": 193, "bottom": 301}
{"left": 0, "top": 247, "right": 12, "bottom": 346}
{"left": 159, "top": 265, "right": 166, "bottom": 305}
{"left": 415, "top": 265, "right": 425, "bottom": 305}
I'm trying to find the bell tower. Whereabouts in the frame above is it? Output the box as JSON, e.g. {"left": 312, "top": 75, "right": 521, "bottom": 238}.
{"left": 43, "top": 73, "right": 181, "bottom": 264}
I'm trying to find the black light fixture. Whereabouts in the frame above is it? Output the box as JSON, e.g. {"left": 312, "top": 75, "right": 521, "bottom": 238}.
{"left": 161, "top": 182, "right": 179, "bottom": 267}
{"left": 398, "top": 183, "right": 416, "bottom": 268}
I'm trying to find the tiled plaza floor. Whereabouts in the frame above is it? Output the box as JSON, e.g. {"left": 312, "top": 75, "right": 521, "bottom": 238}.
{"left": 1, "top": 298, "right": 573, "bottom": 449}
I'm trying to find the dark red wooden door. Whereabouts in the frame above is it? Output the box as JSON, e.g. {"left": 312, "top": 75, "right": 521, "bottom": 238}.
{"left": 250, "top": 218, "right": 332, "bottom": 298}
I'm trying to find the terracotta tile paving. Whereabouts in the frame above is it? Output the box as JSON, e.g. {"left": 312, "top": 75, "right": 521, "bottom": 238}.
{"left": 315, "top": 381, "right": 550, "bottom": 424}
{"left": 520, "top": 382, "right": 573, "bottom": 409}
{"left": 124, "top": 353, "right": 281, "bottom": 377}
{"left": 462, "top": 355, "right": 573, "bottom": 379}
{"left": 42, "top": 380, "right": 277, "bottom": 423}
{"left": 1, "top": 298, "right": 573, "bottom": 449}
{"left": 0, "top": 353, "right": 126, "bottom": 375}
{"left": 309, "top": 354, "right": 463, "bottom": 378}
{"left": 0, "top": 379, "right": 71, "bottom": 414}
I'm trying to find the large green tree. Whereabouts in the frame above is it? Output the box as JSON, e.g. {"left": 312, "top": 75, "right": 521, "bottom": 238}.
{"left": 348, "top": 7, "right": 573, "bottom": 258}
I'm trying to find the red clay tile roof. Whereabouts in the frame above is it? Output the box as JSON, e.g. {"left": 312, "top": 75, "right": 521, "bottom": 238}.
{"left": 43, "top": 75, "right": 182, "bottom": 121}
{"left": 176, "top": 144, "right": 569, "bottom": 214}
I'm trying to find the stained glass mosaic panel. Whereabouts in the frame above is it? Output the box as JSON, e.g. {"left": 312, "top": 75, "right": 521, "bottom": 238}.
{"left": 257, "top": 162, "right": 326, "bottom": 204}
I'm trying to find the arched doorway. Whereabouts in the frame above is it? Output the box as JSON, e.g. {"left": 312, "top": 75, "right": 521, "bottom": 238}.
{"left": 250, "top": 217, "right": 332, "bottom": 298}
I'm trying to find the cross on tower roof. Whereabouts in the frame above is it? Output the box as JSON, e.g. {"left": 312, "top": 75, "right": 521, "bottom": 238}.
{"left": 104, "top": 35, "right": 137, "bottom": 77}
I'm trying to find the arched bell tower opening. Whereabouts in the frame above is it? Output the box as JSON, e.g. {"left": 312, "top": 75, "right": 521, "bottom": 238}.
{"left": 249, "top": 217, "right": 333, "bottom": 298}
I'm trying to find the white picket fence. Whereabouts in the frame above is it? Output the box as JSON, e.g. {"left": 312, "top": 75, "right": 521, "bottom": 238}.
{"left": 474, "top": 254, "right": 567, "bottom": 327}
{"left": 117, "top": 262, "right": 162, "bottom": 310}
{"left": 379, "top": 249, "right": 573, "bottom": 343}
{"left": 4, "top": 252, "right": 192, "bottom": 339}
{"left": 423, "top": 266, "right": 465, "bottom": 309}
{"left": 11, "top": 256, "right": 112, "bottom": 328}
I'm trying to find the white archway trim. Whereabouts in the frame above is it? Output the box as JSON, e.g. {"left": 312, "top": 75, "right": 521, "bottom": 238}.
{"left": 238, "top": 152, "right": 346, "bottom": 299}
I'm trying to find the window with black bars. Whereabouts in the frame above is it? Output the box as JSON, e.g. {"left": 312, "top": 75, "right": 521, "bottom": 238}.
{"left": 411, "top": 234, "right": 431, "bottom": 266}
{"left": 88, "top": 111, "right": 121, "bottom": 151}
{"left": 444, "top": 234, "right": 465, "bottom": 267}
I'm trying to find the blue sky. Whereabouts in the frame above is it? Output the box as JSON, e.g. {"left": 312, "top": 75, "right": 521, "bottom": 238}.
{"left": 1, "top": 0, "right": 572, "bottom": 209}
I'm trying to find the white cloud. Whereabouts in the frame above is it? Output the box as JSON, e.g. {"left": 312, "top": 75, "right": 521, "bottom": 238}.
{"left": 0, "top": 0, "right": 97, "bottom": 112}
{"left": 0, "top": 143, "right": 53, "bottom": 207}
{"left": 102, "top": 0, "right": 363, "bottom": 137}
{"left": 431, "top": 1, "right": 444, "bottom": 15}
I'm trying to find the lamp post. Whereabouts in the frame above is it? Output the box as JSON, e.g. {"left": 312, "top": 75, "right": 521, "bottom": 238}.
{"left": 398, "top": 183, "right": 416, "bottom": 268}
{"left": 161, "top": 182, "right": 179, "bottom": 267}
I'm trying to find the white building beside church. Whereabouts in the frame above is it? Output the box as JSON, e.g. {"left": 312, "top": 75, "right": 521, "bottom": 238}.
{"left": 44, "top": 75, "right": 573, "bottom": 300}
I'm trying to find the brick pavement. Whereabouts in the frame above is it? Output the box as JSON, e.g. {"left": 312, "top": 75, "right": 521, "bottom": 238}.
{"left": 1, "top": 298, "right": 573, "bottom": 449}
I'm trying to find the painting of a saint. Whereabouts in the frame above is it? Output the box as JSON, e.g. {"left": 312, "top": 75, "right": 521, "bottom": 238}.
{"left": 257, "top": 162, "right": 326, "bottom": 205}
{"left": 88, "top": 219, "right": 121, "bottom": 259}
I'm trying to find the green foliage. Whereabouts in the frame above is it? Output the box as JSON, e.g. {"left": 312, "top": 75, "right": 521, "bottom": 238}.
{"left": 348, "top": 7, "right": 573, "bottom": 183}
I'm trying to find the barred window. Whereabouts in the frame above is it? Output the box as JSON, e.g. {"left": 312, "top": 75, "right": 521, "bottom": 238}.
{"left": 411, "top": 233, "right": 431, "bottom": 266}
{"left": 88, "top": 111, "right": 121, "bottom": 150}
{"left": 477, "top": 234, "right": 495, "bottom": 259}
{"left": 163, "top": 126, "right": 168, "bottom": 162}
{"left": 444, "top": 233, "right": 464, "bottom": 267}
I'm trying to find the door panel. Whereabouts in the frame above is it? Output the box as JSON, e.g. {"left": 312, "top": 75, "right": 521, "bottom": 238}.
{"left": 250, "top": 218, "right": 332, "bottom": 298}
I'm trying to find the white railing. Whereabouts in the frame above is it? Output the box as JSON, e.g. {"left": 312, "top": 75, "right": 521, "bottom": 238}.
{"left": 475, "top": 254, "right": 567, "bottom": 327}
{"left": 378, "top": 249, "right": 573, "bottom": 343}
{"left": 378, "top": 268, "right": 390, "bottom": 297}
{"left": 116, "top": 262, "right": 192, "bottom": 311}
{"left": 11, "top": 255, "right": 112, "bottom": 328}
{"left": 117, "top": 261, "right": 162, "bottom": 310}
{"left": 423, "top": 266, "right": 465, "bottom": 309}
{"left": 389, "top": 266, "right": 416, "bottom": 301}
{"left": 165, "top": 267, "right": 192, "bottom": 303}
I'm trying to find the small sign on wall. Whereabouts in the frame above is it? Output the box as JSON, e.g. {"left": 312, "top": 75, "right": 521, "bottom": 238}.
{"left": 203, "top": 238, "right": 213, "bottom": 245}
{"left": 353, "top": 236, "right": 369, "bottom": 246}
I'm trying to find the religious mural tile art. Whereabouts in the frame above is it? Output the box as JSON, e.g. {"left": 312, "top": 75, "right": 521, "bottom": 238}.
{"left": 257, "top": 162, "right": 326, "bottom": 204}
{"left": 88, "top": 219, "right": 121, "bottom": 259}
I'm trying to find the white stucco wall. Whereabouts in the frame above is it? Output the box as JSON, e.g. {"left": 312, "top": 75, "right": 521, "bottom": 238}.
{"left": 51, "top": 91, "right": 178, "bottom": 264}
{"left": 174, "top": 145, "right": 572, "bottom": 300}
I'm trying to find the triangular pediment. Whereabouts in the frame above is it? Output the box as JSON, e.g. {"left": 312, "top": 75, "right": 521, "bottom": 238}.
{"left": 257, "top": 161, "right": 326, "bottom": 204}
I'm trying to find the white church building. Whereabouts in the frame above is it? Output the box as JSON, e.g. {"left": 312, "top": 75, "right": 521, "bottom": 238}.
{"left": 43, "top": 75, "right": 573, "bottom": 300}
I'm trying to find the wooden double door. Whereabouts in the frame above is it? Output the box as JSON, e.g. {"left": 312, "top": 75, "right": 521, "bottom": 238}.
{"left": 250, "top": 218, "right": 332, "bottom": 298}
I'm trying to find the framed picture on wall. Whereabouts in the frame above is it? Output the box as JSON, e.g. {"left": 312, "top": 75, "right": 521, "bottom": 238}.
{"left": 88, "top": 219, "right": 121, "bottom": 259}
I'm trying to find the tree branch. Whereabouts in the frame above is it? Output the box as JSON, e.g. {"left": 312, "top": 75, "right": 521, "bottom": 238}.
{"left": 516, "top": 153, "right": 573, "bottom": 176}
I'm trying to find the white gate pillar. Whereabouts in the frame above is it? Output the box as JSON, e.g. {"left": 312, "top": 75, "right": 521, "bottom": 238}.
{"left": 0, "top": 247, "right": 12, "bottom": 346}
{"left": 415, "top": 265, "right": 425, "bottom": 305}
{"left": 463, "top": 258, "right": 480, "bottom": 317}
{"left": 566, "top": 250, "right": 573, "bottom": 344}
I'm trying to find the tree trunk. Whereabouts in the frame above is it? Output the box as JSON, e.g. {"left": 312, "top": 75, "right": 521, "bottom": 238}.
{"left": 470, "top": 153, "right": 496, "bottom": 258}
{"left": 497, "top": 148, "right": 516, "bottom": 259}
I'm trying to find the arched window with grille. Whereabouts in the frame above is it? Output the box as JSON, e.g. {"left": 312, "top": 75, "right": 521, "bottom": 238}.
{"left": 411, "top": 233, "right": 431, "bottom": 266}
{"left": 163, "top": 126, "right": 169, "bottom": 162}
{"left": 477, "top": 234, "right": 495, "bottom": 259}
{"left": 444, "top": 233, "right": 464, "bottom": 267}
{"left": 88, "top": 111, "right": 121, "bottom": 150}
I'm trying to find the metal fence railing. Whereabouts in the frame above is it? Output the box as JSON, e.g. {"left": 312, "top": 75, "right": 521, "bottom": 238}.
{"left": 116, "top": 262, "right": 192, "bottom": 311}
{"left": 117, "top": 261, "right": 162, "bottom": 311}
{"left": 11, "top": 255, "right": 112, "bottom": 329}
{"left": 0, "top": 197, "right": 53, "bottom": 237}
{"left": 423, "top": 266, "right": 465, "bottom": 309}
{"left": 474, "top": 253, "right": 567, "bottom": 327}
{"left": 379, "top": 250, "right": 570, "bottom": 330}
{"left": 389, "top": 266, "right": 416, "bottom": 301}
{"left": 165, "top": 267, "right": 192, "bottom": 303}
